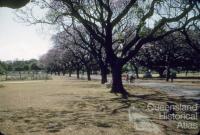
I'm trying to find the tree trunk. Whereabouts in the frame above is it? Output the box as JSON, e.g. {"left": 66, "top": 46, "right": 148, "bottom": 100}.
{"left": 101, "top": 70, "right": 107, "bottom": 84}
{"left": 100, "top": 64, "right": 108, "bottom": 84}
{"left": 62, "top": 72, "right": 65, "bottom": 76}
{"left": 19, "top": 71, "right": 22, "bottom": 80}
{"left": 69, "top": 70, "right": 72, "bottom": 77}
{"left": 159, "top": 72, "right": 163, "bottom": 78}
{"left": 76, "top": 68, "right": 80, "bottom": 79}
{"left": 158, "top": 69, "right": 165, "bottom": 78}
{"left": 105, "top": 23, "right": 128, "bottom": 98}
{"left": 166, "top": 65, "right": 170, "bottom": 82}
{"left": 185, "top": 70, "right": 188, "bottom": 77}
{"left": 132, "top": 63, "right": 139, "bottom": 78}
{"left": 5, "top": 72, "right": 8, "bottom": 81}
{"left": 110, "top": 63, "right": 129, "bottom": 98}
{"left": 58, "top": 71, "right": 60, "bottom": 76}
{"left": 62, "top": 69, "right": 65, "bottom": 76}
{"left": 86, "top": 67, "right": 91, "bottom": 81}
{"left": 32, "top": 71, "right": 34, "bottom": 80}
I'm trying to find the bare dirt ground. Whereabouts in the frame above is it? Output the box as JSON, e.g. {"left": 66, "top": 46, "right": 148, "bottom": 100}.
{"left": 0, "top": 76, "right": 199, "bottom": 135}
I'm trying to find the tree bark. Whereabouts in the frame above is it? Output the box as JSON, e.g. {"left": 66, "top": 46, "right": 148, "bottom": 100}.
{"left": 76, "top": 68, "right": 80, "bottom": 79}
{"left": 166, "top": 65, "right": 170, "bottom": 82}
{"left": 19, "top": 71, "right": 22, "bottom": 80}
{"left": 185, "top": 70, "right": 188, "bottom": 77}
{"left": 99, "top": 63, "right": 108, "bottom": 84}
{"left": 58, "top": 71, "right": 60, "bottom": 76}
{"left": 5, "top": 72, "right": 8, "bottom": 81}
{"left": 62, "top": 71, "right": 65, "bottom": 76}
{"left": 166, "top": 54, "right": 170, "bottom": 82}
{"left": 86, "top": 67, "right": 91, "bottom": 81}
{"left": 101, "top": 70, "right": 107, "bottom": 84}
{"left": 159, "top": 71, "right": 163, "bottom": 78}
{"left": 69, "top": 70, "right": 72, "bottom": 77}
{"left": 132, "top": 63, "right": 139, "bottom": 78}
{"left": 105, "top": 23, "right": 129, "bottom": 98}
{"left": 110, "top": 63, "right": 129, "bottom": 98}
{"left": 158, "top": 69, "right": 165, "bottom": 78}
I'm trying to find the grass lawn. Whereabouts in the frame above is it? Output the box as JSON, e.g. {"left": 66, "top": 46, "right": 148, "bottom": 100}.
{"left": 0, "top": 76, "right": 199, "bottom": 135}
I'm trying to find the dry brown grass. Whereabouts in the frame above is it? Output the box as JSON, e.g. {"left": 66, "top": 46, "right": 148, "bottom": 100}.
{"left": 0, "top": 76, "right": 199, "bottom": 135}
{"left": 0, "top": 85, "right": 4, "bottom": 88}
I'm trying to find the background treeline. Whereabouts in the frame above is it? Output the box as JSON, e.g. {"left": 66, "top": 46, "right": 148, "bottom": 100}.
{"left": 0, "top": 59, "right": 41, "bottom": 74}
{"left": 0, "top": 59, "right": 51, "bottom": 81}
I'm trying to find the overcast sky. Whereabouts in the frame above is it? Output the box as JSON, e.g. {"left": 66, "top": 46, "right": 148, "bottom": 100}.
{"left": 0, "top": 7, "right": 52, "bottom": 61}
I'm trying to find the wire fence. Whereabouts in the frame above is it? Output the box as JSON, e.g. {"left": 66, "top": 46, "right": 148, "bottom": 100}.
{"left": 0, "top": 71, "right": 52, "bottom": 81}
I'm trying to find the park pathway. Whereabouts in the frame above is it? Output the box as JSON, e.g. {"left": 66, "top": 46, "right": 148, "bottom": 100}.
{"left": 134, "top": 82, "right": 200, "bottom": 100}
{"left": 78, "top": 74, "right": 200, "bottom": 100}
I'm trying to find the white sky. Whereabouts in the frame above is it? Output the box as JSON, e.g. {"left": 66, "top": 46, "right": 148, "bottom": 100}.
{"left": 0, "top": 7, "right": 52, "bottom": 61}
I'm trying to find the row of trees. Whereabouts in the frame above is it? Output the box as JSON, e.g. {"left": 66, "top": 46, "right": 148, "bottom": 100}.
{"left": 40, "top": 30, "right": 200, "bottom": 80}
{"left": 18, "top": 0, "right": 200, "bottom": 98}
